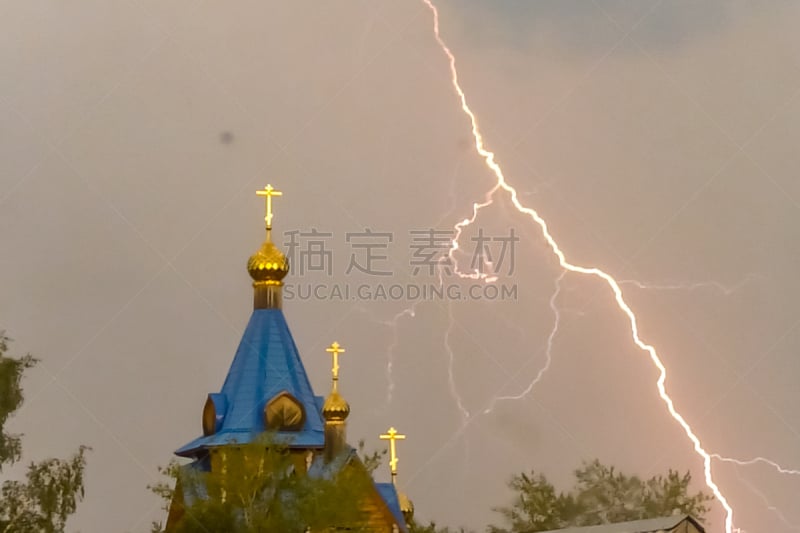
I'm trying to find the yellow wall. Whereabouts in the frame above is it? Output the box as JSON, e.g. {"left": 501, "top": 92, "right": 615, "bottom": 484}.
{"left": 166, "top": 447, "right": 404, "bottom": 533}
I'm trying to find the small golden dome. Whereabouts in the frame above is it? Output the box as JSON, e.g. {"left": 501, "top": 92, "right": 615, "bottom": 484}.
{"left": 248, "top": 238, "right": 289, "bottom": 282}
{"left": 322, "top": 390, "right": 350, "bottom": 422}
{"left": 398, "top": 492, "right": 414, "bottom": 519}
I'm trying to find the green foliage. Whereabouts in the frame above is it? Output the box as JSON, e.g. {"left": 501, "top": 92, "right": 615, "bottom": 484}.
{"left": 488, "top": 472, "right": 575, "bottom": 532}
{"left": 356, "top": 438, "right": 387, "bottom": 475}
{"left": 0, "top": 332, "right": 89, "bottom": 533}
{"left": 490, "top": 459, "right": 713, "bottom": 533}
{"left": 0, "top": 447, "right": 89, "bottom": 533}
{"left": 151, "top": 435, "right": 388, "bottom": 533}
{"left": 408, "top": 519, "right": 473, "bottom": 533}
{"left": 0, "top": 334, "right": 36, "bottom": 469}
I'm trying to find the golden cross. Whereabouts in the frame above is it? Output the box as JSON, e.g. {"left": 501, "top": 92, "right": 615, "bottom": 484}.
{"left": 256, "top": 184, "right": 282, "bottom": 229}
{"left": 379, "top": 426, "right": 406, "bottom": 480}
{"left": 325, "top": 341, "right": 346, "bottom": 380}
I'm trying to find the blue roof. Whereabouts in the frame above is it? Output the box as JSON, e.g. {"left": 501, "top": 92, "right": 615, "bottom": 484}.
{"left": 376, "top": 483, "right": 408, "bottom": 533}
{"left": 176, "top": 308, "right": 324, "bottom": 457}
{"left": 308, "top": 452, "right": 408, "bottom": 533}
{"left": 306, "top": 447, "right": 355, "bottom": 480}
{"left": 178, "top": 460, "right": 209, "bottom": 507}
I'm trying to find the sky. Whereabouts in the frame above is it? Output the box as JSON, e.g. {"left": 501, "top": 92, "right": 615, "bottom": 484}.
{"left": 2, "top": 1, "right": 800, "bottom": 532}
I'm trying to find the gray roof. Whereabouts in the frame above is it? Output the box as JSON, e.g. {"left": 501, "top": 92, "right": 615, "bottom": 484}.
{"left": 539, "top": 515, "right": 704, "bottom": 533}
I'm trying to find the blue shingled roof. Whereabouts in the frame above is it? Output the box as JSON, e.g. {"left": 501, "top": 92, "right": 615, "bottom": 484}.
{"left": 376, "top": 483, "right": 408, "bottom": 533}
{"left": 176, "top": 308, "right": 324, "bottom": 457}
{"left": 307, "top": 451, "right": 408, "bottom": 533}
{"left": 178, "top": 460, "right": 209, "bottom": 507}
{"left": 306, "top": 447, "right": 355, "bottom": 480}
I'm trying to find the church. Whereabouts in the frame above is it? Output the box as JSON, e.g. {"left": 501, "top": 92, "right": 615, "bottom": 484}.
{"left": 164, "top": 185, "right": 413, "bottom": 532}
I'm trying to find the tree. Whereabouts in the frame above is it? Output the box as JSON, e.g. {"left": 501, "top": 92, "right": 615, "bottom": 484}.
{"left": 490, "top": 459, "right": 713, "bottom": 533}
{"left": 408, "top": 519, "right": 473, "bottom": 533}
{"left": 0, "top": 332, "right": 89, "bottom": 533}
{"left": 488, "top": 472, "right": 576, "bottom": 533}
{"left": 150, "top": 436, "right": 390, "bottom": 533}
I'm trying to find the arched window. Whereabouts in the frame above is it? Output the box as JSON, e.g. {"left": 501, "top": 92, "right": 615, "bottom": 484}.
{"left": 202, "top": 393, "right": 227, "bottom": 436}
{"left": 264, "top": 391, "right": 305, "bottom": 431}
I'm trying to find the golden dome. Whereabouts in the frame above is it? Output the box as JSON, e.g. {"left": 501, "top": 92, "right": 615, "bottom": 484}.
{"left": 398, "top": 491, "right": 414, "bottom": 519}
{"left": 322, "top": 389, "right": 350, "bottom": 422}
{"left": 247, "top": 238, "right": 289, "bottom": 283}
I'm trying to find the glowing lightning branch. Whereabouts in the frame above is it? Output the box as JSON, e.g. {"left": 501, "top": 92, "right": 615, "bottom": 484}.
{"left": 732, "top": 465, "right": 800, "bottom": 532}
{"left": 421, "top": 1, "right": 735, "bottom": 531}
{"left": 376, "top": 305, "right": 417, "bottom": 406}
{"left": 618, "top": 274, "right": 762, "bottom": 296}
{"left": 361, "top": 165, "right": 465, "bottom": 408}
{"left": 712, "top": 454, "right": 800, "bottom": 476}
{"left": 444, "top": 300, "right": 470, "bottom": 422}
{"left": 713, "top": 453, "right": 800, "bottom": 526}
{"left": 484, "top": 270, "right": 566, "bottom": 414}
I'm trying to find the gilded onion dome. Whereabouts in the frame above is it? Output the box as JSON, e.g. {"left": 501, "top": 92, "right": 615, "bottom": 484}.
{"left": 323, "top": 342, "right": 349, "bottom": 423}
{"left": 322, "top": 388, "right": 350, "bottom": 422}
{"left": 247, "top": 238, "right": 289, "bottom": 283}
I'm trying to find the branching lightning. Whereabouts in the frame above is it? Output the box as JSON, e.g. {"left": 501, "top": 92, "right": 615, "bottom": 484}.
{"left": 484, "top": 270, "right": 566, "bottom": 414}
{"left": 712, "top": 454, "right": 800, "bottom": 476}
{"left": 421, "top": 1, "right": 736, "bottom": 531}
{"left": 358, "top": 163, "right": 464, "bottom": 409}
{"left": 619, "top": 274, "right": 762, "bottom": 296}
{"left": 713, "top": 453, "right": 800, "bottom": 527}
{"left": 367, "top": 305, "right": 417, "bottom": 406}
{"left": 732, "top": 465, "right": 800, "bottom": 531}
{"left": 444, "top": 300, "right": 470, "bottom": 422}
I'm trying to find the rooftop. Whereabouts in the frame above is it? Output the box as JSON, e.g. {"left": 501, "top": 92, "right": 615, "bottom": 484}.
{"left": 176, "top": 308, "right": 324, "bottom": 457}
{"left": 539, "top": 515, "right": 705, "bottom": 533}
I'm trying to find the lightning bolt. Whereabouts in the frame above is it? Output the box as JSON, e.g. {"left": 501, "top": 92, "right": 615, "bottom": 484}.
{"left": 618, "top": 274, "right": 762, "bottom": 296}
{"left": 484, "top": 270, "right": 566, "bottom": 414}
{"left": 358, "top": 305, "right": 417, "bottom": 406}
{"left": 713, "top": 453, "right": 800, "bottom": 529}
{"left": 444, "top": 300, "right": 470, "bottom": 422}
{"left": 421, "top": 1, "right": 735, "bottom": 531}
{"left": 712, "top": 454, "right": 800, "bottom": 476}
{"left": 731, "top": 464, "right": 800, "bottom": 531}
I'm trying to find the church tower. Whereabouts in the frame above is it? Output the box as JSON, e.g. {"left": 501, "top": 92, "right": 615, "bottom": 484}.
{"left": 164, "top": 185, "right": 410, "bottom": 532}
{"left": 322, "top": 341, "right": 350, "bottom": 461}
{"left": 380, "top": 426, "right": 415, "bottom": 524}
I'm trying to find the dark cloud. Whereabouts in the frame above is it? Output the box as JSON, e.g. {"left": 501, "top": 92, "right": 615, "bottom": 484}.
{"left": 443, "top": 0, "right": 743, "bottom": 53}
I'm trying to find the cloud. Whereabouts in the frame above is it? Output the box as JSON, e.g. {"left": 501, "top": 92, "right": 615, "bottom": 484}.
{"left": 442, "top": 0, "right": 748, "bottom": 54}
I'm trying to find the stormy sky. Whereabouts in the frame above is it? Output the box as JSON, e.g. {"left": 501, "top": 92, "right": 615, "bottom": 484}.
{"left": 2, "top": 1, "right": 800, "bottom": 531}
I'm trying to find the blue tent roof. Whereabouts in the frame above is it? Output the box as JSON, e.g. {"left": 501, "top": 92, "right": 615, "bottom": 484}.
{"left": 376, "top": 483, "right": 408, "bottom": 533}
{"left": 176, "top": 308, "right": 324, "bottom": 457}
